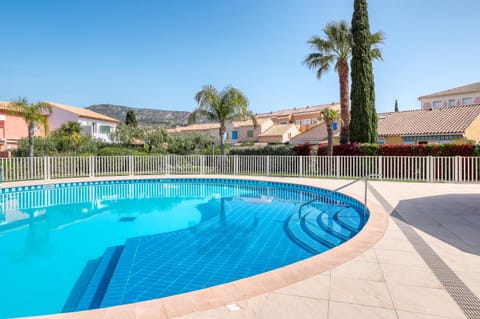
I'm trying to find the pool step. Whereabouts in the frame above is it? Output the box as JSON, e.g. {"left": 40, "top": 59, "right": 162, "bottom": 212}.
{"left": 284, "top": 212, "right": 330, "bottom": 254}
{"left": 74, "top": 245, "right": 124, "bottom": 311}
{"left": 301, "top": 210, "right": 344, "bottom": 248}
{"left": 334, "top": 207, "right": 364, "bottom": 232}
{"left": 316, "top": 209, "right": 353, "bottom": 241}
{"left": 62, "top": 258, "right": 101, "bottom": 312}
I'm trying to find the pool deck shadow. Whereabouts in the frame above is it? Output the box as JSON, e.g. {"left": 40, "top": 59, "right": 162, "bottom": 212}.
{"left": 8, "top": 176, "right": 480, "bottom": 319}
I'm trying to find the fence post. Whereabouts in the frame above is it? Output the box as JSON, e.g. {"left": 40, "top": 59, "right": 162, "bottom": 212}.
{"left": 299, "top": 156, "right": 303, "bottom": 177}
{"left": 234, "top": 155, "right": 238, "bottom": 175}
{"left": 454, "top": 156, "right": 460, "bottom": 183}
{"left": 166, "top": 155, "right": 170, "bottom": 175}
{"left": 266, "top": 156, "right": 270, "bottom": 176}
{"left": 128, "top": 156, "right": 134, "bottom": 176}
{"left": 44, "top": 157, "right": 50, "bottom": 180}
{"left": 427, "top": 156, "right": 433, "bottom": 182}
{"left": 378, "top": 156, "right": 383, "bottom": 180}
{"left": 89, "top": 156, "right": 95, "bottom": 178}
{"left": 336, "top": 156, "right": 341, "bottom": 178}
{"left": 201, "top": 155, "right": 205, "bottom": 175}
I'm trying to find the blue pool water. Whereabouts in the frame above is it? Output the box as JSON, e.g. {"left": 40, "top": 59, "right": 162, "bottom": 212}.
{"left": 0, "top": 179, "right": 368, "bottom": 318}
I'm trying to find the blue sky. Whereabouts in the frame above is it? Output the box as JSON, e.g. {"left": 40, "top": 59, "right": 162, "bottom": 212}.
{"left": 1, "top": 0, "right": 479, "bottom": 114}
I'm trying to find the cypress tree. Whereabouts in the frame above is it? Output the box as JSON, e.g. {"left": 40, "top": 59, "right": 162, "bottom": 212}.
{"left": 394, "top": 99, "right": 399, "bottom": 112}
{"left": 125, "top": 110, "right": 138, "bottom": 127}
{"left": 350, "top": 0, "right": 378, "bottom": 143}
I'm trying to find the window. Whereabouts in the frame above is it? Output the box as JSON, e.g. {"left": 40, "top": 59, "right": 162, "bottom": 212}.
{"left": 295, "top": 120, "right": 301, "bottom": 125}
{"left": 448, "top": 99, "right": 456, "bottom": 107}
{"left": 231, "top": 131, "right": 238, "bottom": 140}
{"left": 432, "top": 101, "right": 443, "bottom": 108}
{"left": 462, "top": 97, "right": 473, "bottom": 105}
{"left": 301, "top": 119, "right": 311, "bottom": 125}
{"left": 247, "top": 130, "right": 254, "bottom": 138}
{"left": 332, "top": 122, "right": 338, "bottom": 130}
{"left": 99, "top": 125, "right": 112, "bottom": 134}
{"left": 279, "top": 121, "right": 288, "bottom": 124}
{"left": 311, "top": 118, "right": 318, "bottom": 124}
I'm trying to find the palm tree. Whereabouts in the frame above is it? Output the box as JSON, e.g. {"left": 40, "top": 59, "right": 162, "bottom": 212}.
{"left": 304, "top": 21, "right": 384, "bottom": 144}
{"left": 320, "top": 107, "right": 341, "bottom": 156}
{"left": 7, "top": 98, "right": 53, "bottom": 157}
{"left": 189, "top": 85, "right": 256, "bottom": 155}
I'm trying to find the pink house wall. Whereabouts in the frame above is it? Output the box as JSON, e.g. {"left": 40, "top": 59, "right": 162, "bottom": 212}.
{"left": 0, "top": 112, "right": 46, "bottom": 151}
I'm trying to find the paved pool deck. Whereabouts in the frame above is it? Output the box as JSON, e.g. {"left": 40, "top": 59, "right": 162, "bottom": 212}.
{"left": 9, "top": 176, "right": 479, "bottom": 319}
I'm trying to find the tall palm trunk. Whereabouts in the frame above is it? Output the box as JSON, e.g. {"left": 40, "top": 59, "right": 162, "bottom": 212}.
{"left": 326, "top": 124, "right": 334, "bottom": 156}
{"left": 219, "top": 124, "right": 226, "bottom": 155}
{"left": 337, "top": 59, "right": 350, "bottom": 144}
{"left": 28, "top": 123, "right": 35, "bottom": 158}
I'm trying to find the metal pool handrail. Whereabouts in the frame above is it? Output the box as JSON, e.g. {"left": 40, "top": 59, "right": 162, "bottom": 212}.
{"left": 297, "top": 173, "right": 382, "bottom": 219}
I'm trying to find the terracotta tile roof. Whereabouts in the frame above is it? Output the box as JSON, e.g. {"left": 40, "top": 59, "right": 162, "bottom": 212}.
{"left": 419, "top": 82, "right": 480, "bottom": 99}
{"left": 232, "top": 118, "right": 271, "bottom": 128}
{"left": 378, "top": 104, "right": 480, "bottom": 136}
{"left": 47, "top": 101, "right": 119, "bottom": 123}
{"left": 259, "top": 124, "right": 297, "bottom": 137}
{"left": 256, "top": 103, "right": 340, "bottom": 118}
{"left": 168, "top": 123, "right": 220, "bottom": 133}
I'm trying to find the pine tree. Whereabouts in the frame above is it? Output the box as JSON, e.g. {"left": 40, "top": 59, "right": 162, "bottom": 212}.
{"left": 394, "top": 99, "right": 399, "bottom": 112}
{"left": 125, "top": 110, "right": 138, "bottom": 127}
{"left": 350, "top": 0, "right": 378, "bottom": 143}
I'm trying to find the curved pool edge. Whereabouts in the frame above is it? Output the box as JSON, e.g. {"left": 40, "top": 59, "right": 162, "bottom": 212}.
{"left": 4, "top": 175, "right": 389, "bottom": 319}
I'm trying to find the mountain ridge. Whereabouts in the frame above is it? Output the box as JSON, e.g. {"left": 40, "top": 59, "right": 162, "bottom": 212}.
{"left": 87, "top": 104, "right": 190, "bottom": 127}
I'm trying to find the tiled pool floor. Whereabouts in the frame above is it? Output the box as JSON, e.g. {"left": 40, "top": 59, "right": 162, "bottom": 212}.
{"left": 6, "top": 176, "right": 480, "bottom": 319}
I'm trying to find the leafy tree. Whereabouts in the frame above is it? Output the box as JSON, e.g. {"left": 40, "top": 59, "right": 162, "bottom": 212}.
{"left": 109, "top": 124, "right": 141, "bottom": 145}
{"left": 350, "top": 0, "right": 381, "bottom": 143}
{"left": 125, "top": 110, "right": 138, "bottom": 127}
{"left": 304, "top": 21, "right": 384, "bottom": 145}
{"left": 140, "top": 126, "right": 169, "bottom": 153}
{"left": 7, "top": 98, "right": 53, "bottom": 157}
{"left": 189, "top": 85, "right": 256, "bottom": 155}
{"left": 12, "top": 137, "right": 58, "bottom": 157}
{"left": 320, "top": 107, "right": 341, "bottom": 156}
{"left": 167, "top": 132, "right": 217, "bottom": 155}
{"left": 394, "top": 99, "right": 399, "bottom": 112}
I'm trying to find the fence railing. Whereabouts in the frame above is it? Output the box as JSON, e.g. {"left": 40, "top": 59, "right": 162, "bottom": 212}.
{"left": 0, "top": 155, "right": 478, "bottom": 183}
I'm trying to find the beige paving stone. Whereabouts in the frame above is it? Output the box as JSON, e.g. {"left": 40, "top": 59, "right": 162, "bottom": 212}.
{"left": 375, "top": 249, "right": 429, "bottom": 268}
{"left": 397, "top": 310, "right": 464, "bottom": 319}
{"left": 375, "top": 238, "right": 417, "bottom": 252}
{"left": 329, "top": 301, "right": 397, "bottom": 319}
{"left": 380, "top": 263, "right": 442, "bottom": 289}
{"left": 135, "top": 300, "right": 168, "bottom": 319}
{"left": 388, "top": 284, "right": 466, "bottom": 318}
{"left": 101, "top": 305, "right": 136, "bottom": 319}
{"left": 274, "top": 273, "right": 330, "bottom": 299}
{"left": 331, "top": 260, "right": 384, "bottom": 282}
{"left": 350, "top": 249, "right": 378, "bottom": 263}
{"left": 258, "top": 293, "right": 329, "bottom": 319}
{"left": 330, "top": 277, "right": 393, "bottom": 308}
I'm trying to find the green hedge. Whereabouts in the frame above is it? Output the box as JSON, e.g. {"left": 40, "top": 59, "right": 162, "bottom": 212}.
{"left": 229, "top": 145, "right": 296, "bottom": 156}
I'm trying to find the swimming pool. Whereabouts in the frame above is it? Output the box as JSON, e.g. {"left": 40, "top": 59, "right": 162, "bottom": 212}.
{"left": 0, "top": 178, "right": 368, "bottom": 319}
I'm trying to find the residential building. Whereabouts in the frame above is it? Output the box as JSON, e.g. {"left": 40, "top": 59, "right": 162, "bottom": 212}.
{"left": 290, "top": 121, "right": 341, "bottom": 145}
{"left": 47, "top": 102, "right": 119, "bottom": 142}
{"left": 256, "top": 103, "right": 340, "bottom": 133}
{"left": 225, "top": 118, "right": 273, "bottom": 143}
{"left": 258, "top": 124, "right": 301, "bottom": 144}
{"left": 167, "top": 123, "right": 220, "bottom": 138}
{"left": 419, "top": 82, "right": 480, "bottom": 110}
{"left": 0, "top": 101, "right": 47, "bottom": 151}
{"left": 377, "top": 104, "right": 480, "bottom": 144}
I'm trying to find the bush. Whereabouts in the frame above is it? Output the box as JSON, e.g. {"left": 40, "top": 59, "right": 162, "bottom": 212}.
{"left": 317, "top": 143, "right": 476, "bottom": 156}
{"left": 97, "top": 146, "right": 147, "bottom": 156}
{"left": 13, "top": 137, "right": 59, "bottom": 157}
{"left": 292, "top": 143, "right": 313, "bottom": 156}
{"left": 229, "top": 145, "right": 296, "bottom": 156}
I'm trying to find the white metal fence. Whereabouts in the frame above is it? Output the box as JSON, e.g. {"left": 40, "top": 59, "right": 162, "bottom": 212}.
{"left": 0, "top": 155, "right": 479, "bottom": 183}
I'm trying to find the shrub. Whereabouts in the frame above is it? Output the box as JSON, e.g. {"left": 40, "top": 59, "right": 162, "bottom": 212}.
{"left": 97, "top": 146, "right": 147, "bottom": 156}
{"left": 292, "top": 143, "right": 313, "bottom": 156}
{"left": 229, "top": 145, "right": 296, "bottom": 156}
{"left": 317, "top": 143, "right": 476, "bottom": 157}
